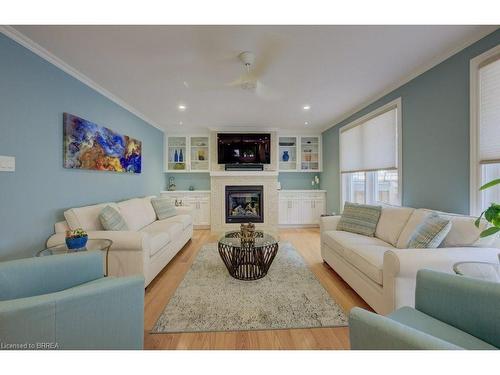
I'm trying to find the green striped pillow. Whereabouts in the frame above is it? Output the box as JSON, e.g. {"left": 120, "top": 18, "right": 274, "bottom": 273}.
{"left": 407, "top": 213, "right": 452, "bottom": 248}
{"left": 99, "top": 205, "right": 128, "bottom": 231}
{"left": 151, "top": 198, "right": 177, "bottom": 220}
{"left": 337, "top": 202, "right": 382, "bottom": 237}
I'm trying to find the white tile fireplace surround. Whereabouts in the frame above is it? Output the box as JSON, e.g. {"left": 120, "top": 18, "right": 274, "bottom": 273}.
{"left": 210, "top": 172, "right": 279, "bottom": 233}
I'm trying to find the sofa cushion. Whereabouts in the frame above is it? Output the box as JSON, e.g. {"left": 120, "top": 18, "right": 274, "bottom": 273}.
{"left": 151, "top": 198, "right": 177, "bottom": 220}
{"left": 64, "top": 202, "right": 118, "bottom": 231}
{"left": 147, "top": 232, "right": 171, "bottom": 257}
{"left": 322, "top": 230, "right": 392, "bottom": 285}
{"left": 436, "top": 211, "right": 488, "bottom": 248}
{"left": 407, "top": 213, "right": 452, "bottom": 248}
{"left": 375, "top": 206, "right": 415, "bottom": 246}
{"left": 141, "top": 219, "right": 185, "bottom": 240}
{"left": 99, "top": 205, "right": 129, "bottom": 231}
{"left": 118, "top": 198, "right": 156, "bottom": 231}
{"left": 158, "top": 214, "right": 193, "bottom": 230}
{"left": 396, "top": 209, "right": 433, "bottom": 248}
{"left": 337, "top": 202, "right": 382, "bottom": 237}
{"left": 389, "top": 307, "right": 496, "bottom": 350}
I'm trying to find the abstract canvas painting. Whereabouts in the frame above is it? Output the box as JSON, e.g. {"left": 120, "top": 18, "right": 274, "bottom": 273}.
{"left": 63, "top": 113, "right": 142, "bottom": 173}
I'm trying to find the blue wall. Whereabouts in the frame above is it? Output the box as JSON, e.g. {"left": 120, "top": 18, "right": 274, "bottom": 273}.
{"left": 322, "top": 29, "right": 500, "bottom": 215}
{"left": 165, "top": 173, "right": 211, "bottom": 191}
{"left": 165, "top": 172, "right": 319, "bottom": 191}
{"left": 0, "top": 34, "right": 165, "bottom": 260}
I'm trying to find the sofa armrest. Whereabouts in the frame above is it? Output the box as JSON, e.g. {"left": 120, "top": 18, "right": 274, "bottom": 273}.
{"left": 320, "top": 215, "right": 341, "bottom": 233}
{"left": 384, "top": 246, "right": 500, "bottom": 279}
{"left": 349, "top": 307, "right": 461, "bottom": 350}
{"left": 0, "top": 252, "right": 104, "bottom": 301}
{"left": 47, "top": 231, "right": 150, "bottom": 252}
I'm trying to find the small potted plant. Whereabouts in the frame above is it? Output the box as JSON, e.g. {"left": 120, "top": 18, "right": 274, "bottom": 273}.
{"left": 65, "top": 228, "right": 88, "bottom": 250}
{"left": 475, "top": 178, "right": 500, "bottom": 238}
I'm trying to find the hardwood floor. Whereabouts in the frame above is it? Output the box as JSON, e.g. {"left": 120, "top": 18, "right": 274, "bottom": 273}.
{"left": 144, "top": 228, "right": 372, "bottom": 349}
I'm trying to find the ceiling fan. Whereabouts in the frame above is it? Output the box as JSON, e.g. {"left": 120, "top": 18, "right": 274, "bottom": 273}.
{"left": 227, "top": 51, "right": 281, "bottom": 101}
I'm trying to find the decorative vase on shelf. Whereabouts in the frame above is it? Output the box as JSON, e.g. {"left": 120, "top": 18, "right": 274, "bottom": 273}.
{"left": 282, "top": 150, "right": 290, "bottom": 162}
{"left": 179, "top": 149, "right": 184, "bottom": 162}
{"left": 174, "top": 149, "right": 179, "bottom": 162}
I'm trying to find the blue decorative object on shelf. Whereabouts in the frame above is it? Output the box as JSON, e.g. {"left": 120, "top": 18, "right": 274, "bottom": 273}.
{"left": 174, "top": 149, "right": 179, "bottom": 162}
{"left": 66, "top": 236, "right": 88, "bottom": 250}
{"left": 282, "top": 150, "right": 290, "bottom": 162}
{"left": 179, "top": 149, "right": 184, "bottom": 162}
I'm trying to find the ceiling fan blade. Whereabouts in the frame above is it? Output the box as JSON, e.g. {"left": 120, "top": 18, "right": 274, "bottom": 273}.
{"left": 255, "top": 81, "right": 281, "bottom": 101}
{"left": 251, "top": 36, "right": 283, "bottom": 79}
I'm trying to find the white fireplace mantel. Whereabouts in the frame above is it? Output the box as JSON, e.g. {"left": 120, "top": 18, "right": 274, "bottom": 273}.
{"left": 209, "top": 171, "right": 279, "bottom": 177}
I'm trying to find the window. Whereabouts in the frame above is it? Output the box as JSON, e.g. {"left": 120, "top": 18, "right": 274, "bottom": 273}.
{"left": 340, "top": 98, "right": 402, "bottom": 207}
{"left": 470, "top": 45, "right": 500, "bottom": 215}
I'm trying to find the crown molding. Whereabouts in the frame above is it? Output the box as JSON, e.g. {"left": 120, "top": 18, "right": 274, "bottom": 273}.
{"left": 0, "top": 25, "right": 164, "bottom": 133}
{"left": 320, "top": 25, "right": 499, "bottom": 133}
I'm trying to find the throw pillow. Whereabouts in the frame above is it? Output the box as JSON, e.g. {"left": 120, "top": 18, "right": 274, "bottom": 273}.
{"left": 406, "top": 213, "right": 452, "bottom": 248}
{"left": 337, "top": 202, "right": 382, "bottom": 237}
{"left": 151, "top": 197, "right": 177, "bottom": 220}
{"left": 99, "top": 205, "right": 128, "bottom": 231}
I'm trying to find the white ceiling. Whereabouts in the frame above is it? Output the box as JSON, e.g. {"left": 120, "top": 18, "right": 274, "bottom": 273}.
{"left": 11, "top": 25, "right": 497, "bottom": 133}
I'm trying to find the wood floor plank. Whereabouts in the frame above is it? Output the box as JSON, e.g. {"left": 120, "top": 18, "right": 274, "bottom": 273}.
{"left": 144, "top": 228, "right": 371, "bottom": 349}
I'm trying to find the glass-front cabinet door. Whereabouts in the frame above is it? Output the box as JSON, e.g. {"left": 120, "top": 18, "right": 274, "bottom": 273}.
{"left": 167, "top": 136, "right": 187, "bottom": 171}
{"left": 300, "top": 136, "right": 321, "bottom": 171}
{"left": 278, "top": 136, "right": 298, "bottom": 171}
{"left": 190, "top": 136, "right": 210, "bottom": 172}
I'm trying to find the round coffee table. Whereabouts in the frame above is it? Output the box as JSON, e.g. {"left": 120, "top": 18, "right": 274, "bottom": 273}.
{"left": 218, "top": 230, "right": 279, "bottom": 281}
{"left": 37, "top": 239, "right": 113, "bottom": 276}
{"left": 453, "top": 261, "right": 500, "bottom": 282}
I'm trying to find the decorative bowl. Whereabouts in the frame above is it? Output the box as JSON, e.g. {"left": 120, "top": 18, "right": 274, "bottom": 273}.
{"left": 66, "top": 236, "right": 88, "bottom": 250}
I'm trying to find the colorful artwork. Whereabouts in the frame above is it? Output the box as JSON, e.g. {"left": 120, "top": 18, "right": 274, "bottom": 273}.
{"left": 63, "top": 113, "right": 141, "bottom": 173}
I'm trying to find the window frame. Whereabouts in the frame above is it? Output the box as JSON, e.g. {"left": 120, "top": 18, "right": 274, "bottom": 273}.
{"left": 339, "top": 97, "right": 403, "bottom": 209}
{"left": 469, "top": 44, "right": 500, "bottom": 216}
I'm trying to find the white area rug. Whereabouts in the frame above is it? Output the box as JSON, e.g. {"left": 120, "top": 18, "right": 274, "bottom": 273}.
{"left": 152, "top": 242, "right": 348, "bottom": 333}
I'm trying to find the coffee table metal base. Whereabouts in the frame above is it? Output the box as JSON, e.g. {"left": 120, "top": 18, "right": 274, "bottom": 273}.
{"left": 218, "top": 236, "right": 279, "bottom": 281}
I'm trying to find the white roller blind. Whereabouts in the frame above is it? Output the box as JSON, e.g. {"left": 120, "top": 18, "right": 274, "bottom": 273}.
{"left": 340, "top": 107, "right": 398, "bottom": 173}
{"left": 479, "top": 57, "right": 500, "bottom": 164}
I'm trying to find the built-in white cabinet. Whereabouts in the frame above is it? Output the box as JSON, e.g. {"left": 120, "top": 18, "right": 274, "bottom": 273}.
{"left": 165, "top": 135, "right": 210, "bottom": 172}
{"left": 160, "top": 191, "right": 211, "bottom": 228}
{"left": 277, "top": 135, "right": 322, "bottom": 172}
{"left": 278, "top": 190, "right": 326, "bottom": 226}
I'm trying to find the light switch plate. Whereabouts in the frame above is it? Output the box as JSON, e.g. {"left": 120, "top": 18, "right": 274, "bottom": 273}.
{"left": 0, "top": 156, "right": 15, "bottom": 172}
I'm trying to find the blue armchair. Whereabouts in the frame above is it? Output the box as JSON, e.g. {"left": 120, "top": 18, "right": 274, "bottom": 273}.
{"left": 349, "top": 269, "right": 500, "bottom": 350}
{"left": 0, "top": 251, "right": 144, "bottom": 349}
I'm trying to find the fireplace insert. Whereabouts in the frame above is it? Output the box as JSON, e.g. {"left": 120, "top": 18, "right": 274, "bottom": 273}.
{"left": 225, "top": 185, "right": 264, "bottom": 223}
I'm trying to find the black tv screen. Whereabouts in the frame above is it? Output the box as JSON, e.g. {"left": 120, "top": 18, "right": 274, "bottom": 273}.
{"left": 217, "top": 133, "right": 271, "bottom": 164}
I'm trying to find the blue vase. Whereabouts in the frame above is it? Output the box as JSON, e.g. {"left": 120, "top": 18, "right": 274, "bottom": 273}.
{"left": 66, "top": 236, "right": 88, "bottom": 250}
{"left": 174, "top": 149, "right": 179, "bottom": 162}
{"left": 179, "top": 149, "right": 184, "bottom": 162}
{"left": 282, "top": 150, "right": 290, "bottom": 162}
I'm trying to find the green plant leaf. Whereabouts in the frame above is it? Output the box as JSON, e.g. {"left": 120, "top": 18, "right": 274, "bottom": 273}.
{"left": 475, "top": 211, "right": 485, "bottom": 228}
{"left": 479, "top": 179, "right": 500, "bottom": 190}
{"left": 479, "top": 226, "right": 500, "bottom": 238}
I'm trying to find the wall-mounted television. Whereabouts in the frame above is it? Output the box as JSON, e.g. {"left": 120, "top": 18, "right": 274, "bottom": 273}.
{"left": 217, "top": 133, "right": 271, "bottom": 164}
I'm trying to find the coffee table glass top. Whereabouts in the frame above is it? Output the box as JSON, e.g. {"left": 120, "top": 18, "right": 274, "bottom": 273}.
{"left": 219, "top": 230, "right": 278, "bottom": 248}
{"left": 453, "top": 261, "right": 500, "bottom": 282}
{"left": 37, "top": 239, "right": 113, "bottom": 256}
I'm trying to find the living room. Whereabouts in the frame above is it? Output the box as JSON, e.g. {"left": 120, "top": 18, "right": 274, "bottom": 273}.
{"left": 1, "top": 1, "right": 499, "bottom": 373}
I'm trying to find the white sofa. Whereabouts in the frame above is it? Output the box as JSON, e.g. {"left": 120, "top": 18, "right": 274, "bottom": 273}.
{"left": 320, "top": 206, "right": 500, "bottom": 315}
{"left": 47, "top": 196, "right": 193, "bottom": 287}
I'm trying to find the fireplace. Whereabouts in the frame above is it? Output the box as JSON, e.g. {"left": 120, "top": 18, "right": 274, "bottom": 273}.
{"left": 225, "top": 185, "right": 264, "bottom": 223}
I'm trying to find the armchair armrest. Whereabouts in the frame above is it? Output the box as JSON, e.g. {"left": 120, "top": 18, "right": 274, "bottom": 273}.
{"left": 0, "top": 252, "right": 103, "bottom": 301}
{"left": 415, "top": 269, "right": 500, "bottom": 348}
{"left": 47, "top": 231, "right": 150, "bottom": 252}
{"left": 320, "top": 215, "right": 341, "bottom": 233}
{"left": 0, "top": 275, "right": 144, "bottom": 349}
{"left": 349, "top": 307, "right": 460, "bottom": 350}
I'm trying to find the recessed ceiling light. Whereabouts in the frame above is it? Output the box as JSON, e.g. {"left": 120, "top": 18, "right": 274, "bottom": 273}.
{"left": 179, "top": 121, "right": 183, "bottom": 125}
{"left": 178, "top": 104, "right": 187, "bottom": 111}
{"left": 304, "top": 121, "right": 309, "bottom": 125}
{"left": 183, "top": 81, "right": 189, "bottom": 88}
{"left": 303, "top": 105, "right": 311, "bottom": 111}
